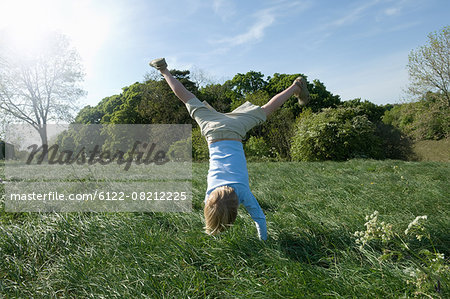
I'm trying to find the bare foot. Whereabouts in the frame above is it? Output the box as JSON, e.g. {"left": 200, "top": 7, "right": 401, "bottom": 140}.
{"left": 293, "top": 77, "right": 310, "bottom": 106}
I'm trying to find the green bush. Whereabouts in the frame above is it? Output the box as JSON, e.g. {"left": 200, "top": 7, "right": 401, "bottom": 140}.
{"left": 382, "top": 94, "right": 449, "bottom": 141}
{"left": 375, "top": 123, "right": 414, "bottom": 160}
{"left": 167, "top": 139, "right": 191, "bottom": 161}
{"left": 192, "top": 127, "right": 208, "bottom": 162}
{"left": 260, "top": 108, "right": 295, "bottom": 160}
{"left": 168, "top": 128, "right": 208, "bottom": 162}
{"left": 232, "top": 90, "right": 294, "bottom": 160}
{"left": 291, "top": 108, "right": 384, "bottom": 161}
{"left": 340, "top": 98, "right": 387, "bottom": 123}
{"left": 243, "top": 136, "right": 272, "bottom": 161}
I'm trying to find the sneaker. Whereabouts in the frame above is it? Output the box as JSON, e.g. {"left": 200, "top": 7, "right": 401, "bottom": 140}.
{"left": 293, "top": 76, "right": 310, "bottom": 106}
{"left": 149, "top": 58, "right": 168, "bottom": 70}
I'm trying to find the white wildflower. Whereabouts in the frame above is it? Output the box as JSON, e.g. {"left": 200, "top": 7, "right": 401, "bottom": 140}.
{"left": 405, "top": 215, "right": 427, "bottom": 236}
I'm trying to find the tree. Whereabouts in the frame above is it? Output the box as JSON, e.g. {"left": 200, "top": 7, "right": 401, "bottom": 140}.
{"left": 198, "top": 83, "right": 233, "bottom": 113}
{"left": 226, "top": 71, "right": 267, "bottom": 99}
{"left": 75, "top": 105, "right": 105, "bottom": 124}
{"left": 266, "top": 73, "right": 340, "bottom": 114}
{"left": 74, "top": 70, "right": 196, "bottom": 126}
{"left": 124, "top": 70, "right": 196, "bottom": 125}
{"left": 407, "top": 26, "right": 450, "bottom": 106}
{"left": 75, "top": 95, "right": 125, "bottom": 124}
{"left": 382, "top": 94, "right": 449, "bottom": 140}
{"left": 308, "top": 79, "right": 341, "bottom": 112}
{"left": 0, "top": 31, "right": 85, "bottom": 146}
{"left": 340, "top": 98, "right": 386, "bottom": 123}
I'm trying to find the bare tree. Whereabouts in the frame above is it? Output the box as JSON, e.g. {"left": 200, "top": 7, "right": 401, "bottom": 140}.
{"left": 407, "top": 26, "right": 450, "bottom": 106}
{"left": 0, "top": 31, "right": 86, "bottom": 146}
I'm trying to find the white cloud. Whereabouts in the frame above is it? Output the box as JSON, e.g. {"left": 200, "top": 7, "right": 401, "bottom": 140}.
{"left": 324, "top": 0, "right": 380, "bottom": 29}
{"left": 212, "top": 0, "right": 236, "bottom": 21}
{"left": 212, "top": 1, "right": 309, "bottom": 47}
{"left": 306, "top": 0, "right": 417, "bottom": 51}
{"left": 215, "top": 10, "right": 275, "bottom": 46}
{"left": 382, "top": 0, "right": 418, "bottom": 17}
{"left": 384, "top": 7, "right": 400, "bottom": 16}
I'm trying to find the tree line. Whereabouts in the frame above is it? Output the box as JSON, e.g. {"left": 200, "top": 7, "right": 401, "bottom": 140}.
{"left": 72, "top": 70, "right": 402, "bottom": 161}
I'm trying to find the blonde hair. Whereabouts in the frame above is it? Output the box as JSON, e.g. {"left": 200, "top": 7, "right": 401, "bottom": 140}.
{"left": 204, "top": 186, "right": 239, "bottom": 235}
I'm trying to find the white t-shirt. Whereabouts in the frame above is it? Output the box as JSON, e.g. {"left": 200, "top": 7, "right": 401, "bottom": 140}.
{"left": 205, "top": 140, "right": 267, "bottom": 240}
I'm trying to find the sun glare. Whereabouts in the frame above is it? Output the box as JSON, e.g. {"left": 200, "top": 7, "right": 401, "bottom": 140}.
{"left": 0, "top": 0, "right": 112, "bottom": 69}
{"left": 0, "top": 1, "right": 54, "bottom": 56}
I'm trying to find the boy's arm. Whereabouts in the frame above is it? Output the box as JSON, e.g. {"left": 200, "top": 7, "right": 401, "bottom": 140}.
{"left": 242, "top": 194, "right": 267, "bottom": 241}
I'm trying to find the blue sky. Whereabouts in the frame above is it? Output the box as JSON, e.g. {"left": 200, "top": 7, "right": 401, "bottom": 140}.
{"left": 1, "top": 0, "right": 449, "bottom": 108}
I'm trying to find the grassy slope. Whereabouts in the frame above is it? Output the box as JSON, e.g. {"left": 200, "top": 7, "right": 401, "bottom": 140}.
{"left": 0, "top": 160, "right": 449, "bottom": 298}
{"left": 411, "top": 139, "right": 450, "bottom": 162}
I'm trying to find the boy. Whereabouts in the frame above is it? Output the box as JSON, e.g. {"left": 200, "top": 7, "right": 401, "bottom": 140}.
{"left": 150, "top": 58, "right": 310, "bottom": 240}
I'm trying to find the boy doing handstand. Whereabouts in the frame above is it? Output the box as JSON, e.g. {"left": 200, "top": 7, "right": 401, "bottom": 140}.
{"left": 150, "top": 58, "right": 310, "bottom": 240}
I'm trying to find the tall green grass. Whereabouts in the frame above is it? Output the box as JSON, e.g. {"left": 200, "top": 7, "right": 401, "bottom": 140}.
{"left": 411, "top": 139, "right": 450, "bottom": 162}
{"left": 1, "top": 160, "right": 449, "bottom": 298}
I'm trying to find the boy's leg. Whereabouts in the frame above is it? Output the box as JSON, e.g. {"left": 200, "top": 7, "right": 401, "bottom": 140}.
{"left": 261, "top": 77, "right": 309, "bottom": 117}
{"left": 261, "top": 84, "right": 298, "bottom": 117}
{"left": 151, "top": 58, "right": 196, "bottom": 103}
{"left": 160, "top": 69, "right": 196, "bottom": 103}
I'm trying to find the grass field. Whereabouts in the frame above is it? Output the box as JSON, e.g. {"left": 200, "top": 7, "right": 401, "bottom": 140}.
{"left": 1, "top": 160, "right": 449, "bottom": 298}
{"left": 411, "top": 139, "right": 450, "bottom": 162}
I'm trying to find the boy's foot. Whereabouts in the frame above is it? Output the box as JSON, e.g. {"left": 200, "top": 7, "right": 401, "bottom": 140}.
{"left": 293, "top": 76, "right": 310, "bottom": 106}
{"left": 149, "top": 58, "right": 168, "bottom": 71}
